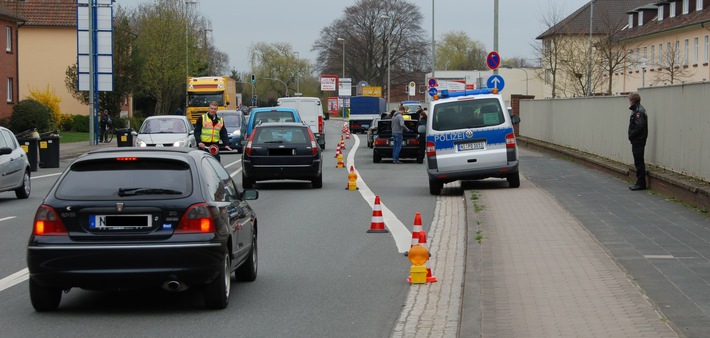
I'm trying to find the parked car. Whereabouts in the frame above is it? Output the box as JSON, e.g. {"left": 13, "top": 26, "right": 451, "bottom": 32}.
{"left": 372, "top": 118, "right": 424, "bottom": 163}
{"left": 0, "top": 127, "right": 31, "bottom": 199}
{"left": 366, "top": 116, "right": 381, "bottom": 148}
{"left": 241, "top": 122, "right": 322, "bottom": 189}
{"left": 426, "top": 91, "right": 521, "bottom": 195}
{"left": 218, "top": 110, "right": 245, "bottom": 152}
{"left": 134, "top": 115, "right": 196, "bottom": 148}
{"left": 26, "top": 148, "right": 259, "bottom": 311}
{"left": 239, "top": 107, "right": 302, "bottom": 149}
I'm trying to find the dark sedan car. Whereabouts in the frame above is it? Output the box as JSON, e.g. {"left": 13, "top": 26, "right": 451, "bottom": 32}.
{"left": 218, "top": 110, "right": 245, "bottom": 152}
{"left": 242, "top": 122, "right": 322, "bottom": 189}
{"left": 26, "top": 148, "right": 259, "bottom": 311}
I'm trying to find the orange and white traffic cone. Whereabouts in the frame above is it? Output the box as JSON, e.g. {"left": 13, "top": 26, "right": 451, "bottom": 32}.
{"left": 409, "top": 212, "right": 423, "bottom": 249}
{"left": 367, "top": 196, "right": 388, "bottom": 233}
{"left": 334, "top": 145, "right": 341, "bottom": 158}
{"left": 340, "top": 135, "right": 346, "bottom": 149}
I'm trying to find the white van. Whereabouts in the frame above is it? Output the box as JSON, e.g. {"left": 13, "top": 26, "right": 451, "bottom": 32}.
{"left": 425, "top": 89, "right": 521, "bottom": 195}
{"left": 277, "top": 97, "right": 326, "bottom": 149}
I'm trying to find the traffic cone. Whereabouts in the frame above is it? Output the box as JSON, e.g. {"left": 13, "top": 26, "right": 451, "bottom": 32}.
{"left": 334, "top": 145, "right": 341, "bottom": 158}
{"left": 346, "top": 165, "right": 359, "bottom": 190}
{"left": 409, "top": 212, "right": 423, "bottom": 249}
{"left": 336, "top": 153, "right": 345, "bottom": 168}
{"left": 367, "top": 196, "right": 388, "bottom": 233}
{"left": 340, "top": 135, "right": 346, "bottom": 149}
{"left": 346, "top": 131, "right": 351, "bottom": 139}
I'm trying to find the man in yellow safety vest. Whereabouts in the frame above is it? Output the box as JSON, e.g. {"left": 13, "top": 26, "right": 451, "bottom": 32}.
{"left": 194, "top": 101, "right": 232, "bottom": 161}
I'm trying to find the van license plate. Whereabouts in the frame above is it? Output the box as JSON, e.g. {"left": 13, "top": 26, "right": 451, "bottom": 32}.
{"left": 458, "top": 142, "right": 485, "bottom": 151}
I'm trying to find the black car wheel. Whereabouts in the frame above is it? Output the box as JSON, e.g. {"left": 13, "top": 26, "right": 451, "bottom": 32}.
{"left": 429, "top": 179, "right": 443, "bottom": 195}
{"left": 242, "top": 173, "right": 254, "bottom": 189}
{"left": 203, "top": 252, "right": 231, "bottom": 309}
{"left": 235, "top": 232, "right": 258, "bottom": 282}
{"left": 373, "top": 151, "right": 381, "bottom": 163}
{"left": 507, "top": 172, "right": 521, "bottom": 188}
{"left": 312, "top": 174, "right": 323, "bottom": 189}
{"left": 15, "top": 170, "right": 30, "bottom": 199}
{"left": 29, "top": 278, "right": 61, "bottom": 311}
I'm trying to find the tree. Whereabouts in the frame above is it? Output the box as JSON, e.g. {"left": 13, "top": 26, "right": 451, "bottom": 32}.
{"left": 655, "top": 41, "right": 692, "bottom": 85}
{"left": 533, "top": 2, "right": 569, "bottom": 98}
{"left": 312, "top": 0, "right": 428, "bottom": 100}
{"left": 248, "top": 42, "right": 317, "bottom": 104}
{"left": 435, "top": 31, "right": 486, "bottom": 70}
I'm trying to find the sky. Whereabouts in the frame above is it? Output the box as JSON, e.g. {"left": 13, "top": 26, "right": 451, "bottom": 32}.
{"left": 117, "top": 0, "right": 591, "bottom": 73}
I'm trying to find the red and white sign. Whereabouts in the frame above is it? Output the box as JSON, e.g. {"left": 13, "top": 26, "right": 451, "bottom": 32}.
{"left": 320, "top": 74, "right": 338, "bottom": 91}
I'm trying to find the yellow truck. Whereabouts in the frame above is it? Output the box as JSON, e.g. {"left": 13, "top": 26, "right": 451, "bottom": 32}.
{"left": 186, "top": 76, "right": 237, "bottom": 124}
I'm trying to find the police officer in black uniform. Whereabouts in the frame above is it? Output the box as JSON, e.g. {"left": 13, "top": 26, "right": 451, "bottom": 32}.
{"left": 628, "top": 92, "right": 648, "bottom": 191}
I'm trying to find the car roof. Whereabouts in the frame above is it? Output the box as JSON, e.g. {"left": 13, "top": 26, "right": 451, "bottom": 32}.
{"left": 144, "top": 115, "right": 190, "bottom": 121}
{"left": 79, "top": 147, "right": 203, "bottom": 159}
{"left": 250, "top": 107, "right": 298, "bottom": 114}
{"left": 254, "top": 122, "right": 307, "bottom": 128}
{"left": 217, "top": 110, "right": 242, "bottom": 115}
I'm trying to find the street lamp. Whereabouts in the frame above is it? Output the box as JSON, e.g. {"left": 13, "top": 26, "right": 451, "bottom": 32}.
{"left": 294, "top": 51, "right": 300, "bottom": 93}
{"left": 185, "top": 0, "right": 197, "bottom": 110}
{"left": 337, "top": 38, "right": 345, "bottom": 78}
{"left": 431, "top": 0, "right": 435, "bottom": 78}
{"left": 381, "top": 15, "right": 391, "bottom": 104}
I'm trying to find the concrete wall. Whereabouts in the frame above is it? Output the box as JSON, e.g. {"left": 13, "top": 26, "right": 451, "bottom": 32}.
{"left": 520, "top": 81, "right": 710, "bottom": 181}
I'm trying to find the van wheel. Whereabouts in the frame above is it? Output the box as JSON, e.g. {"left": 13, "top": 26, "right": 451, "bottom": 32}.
{"left": 373, "top": 151, "right": 381, "bottom": 163}
{"left": 507, "top": 173, "right": 520, "bottom": 188}
{"left": 429, "top": 180, "right": 442, "bottom": 195}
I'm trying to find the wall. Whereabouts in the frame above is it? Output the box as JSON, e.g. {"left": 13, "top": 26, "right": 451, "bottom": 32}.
{"left": 0, "top": 17, "right": 18, "bottom": 121}
{"left": 520, "top": 81, "right": 710, "bottom": 181}
{"left": 18, "top": 26, "right": 88, "bottom": 116}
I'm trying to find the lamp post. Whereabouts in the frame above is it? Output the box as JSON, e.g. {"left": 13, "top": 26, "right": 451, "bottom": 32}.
{"left": 337, "top": 38, "right": 345, "bottom": 78}
{"left": 294, "top": 51, "right": 300, "bottom": 93}
{"left": 185, "top": 0, "right": 197, "bottom": 110}
{"left": 431, "top": 0, "right": 435, "bottom": 78}
{"left": 586, "top": 0, "right": 594, "bottom": 96}
{"left": 381, "top": 15, "right": 391, "bottom": 104}
{"left": 640, "top": 58, "right": 647, "bottom": 88}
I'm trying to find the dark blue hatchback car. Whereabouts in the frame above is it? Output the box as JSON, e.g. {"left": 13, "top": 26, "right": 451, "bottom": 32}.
{"left": 218, "top": 110, "right": 245, "bottom": 152}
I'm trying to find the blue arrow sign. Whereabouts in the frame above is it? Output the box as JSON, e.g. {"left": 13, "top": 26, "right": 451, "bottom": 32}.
{"left": 428, "top": 87, "right": 438, "bottom": 97}
{"left": 487, "top": 75, "right": 505, "bottom": 92}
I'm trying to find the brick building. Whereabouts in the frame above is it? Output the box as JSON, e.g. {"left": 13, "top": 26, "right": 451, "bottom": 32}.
{"left": 0, "top": 3, "right": 22, "bottom": 122}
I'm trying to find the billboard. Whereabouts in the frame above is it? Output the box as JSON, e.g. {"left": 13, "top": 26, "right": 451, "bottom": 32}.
{"left": 320, "top": 74, "right": 338, "bottom": 91}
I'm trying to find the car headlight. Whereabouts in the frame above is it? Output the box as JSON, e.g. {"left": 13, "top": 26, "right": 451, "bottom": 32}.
{"left": 173, "top": 138, "right": 188, "bottom": 147}
{"left": 231, "top": 130, "right": 241, "bottom": 136}
{"left": 135, "top": 138, "right": 147, "bottom": 147}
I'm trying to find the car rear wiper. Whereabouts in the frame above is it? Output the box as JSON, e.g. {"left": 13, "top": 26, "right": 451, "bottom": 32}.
{"left": 264, "top": 140, "right": 284, "bottom": 143}
{"left": 118, "top": 188, "right": 183, "bottom": 197}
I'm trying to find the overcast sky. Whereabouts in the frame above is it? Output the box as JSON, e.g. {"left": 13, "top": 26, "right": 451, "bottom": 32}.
{"left": 117, "top": 0, "right": 590, "bottom": 72}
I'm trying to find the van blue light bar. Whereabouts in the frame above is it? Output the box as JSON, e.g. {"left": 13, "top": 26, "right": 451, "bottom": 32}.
{"left": 438, "top": 88, "right": 494, "bottom": 99}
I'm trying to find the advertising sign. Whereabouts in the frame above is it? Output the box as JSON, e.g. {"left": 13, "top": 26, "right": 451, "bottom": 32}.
{"left": 362, "top": 86, "right": 382, "bottom": 97}
{"left": 320, "top": 74, "right": 338, "bottom": 91}
{"left": 327, "top": 97, "right": 339, "bottom": 116}
{"left": 338, "top": 78, "right": 352, "bottom": 97}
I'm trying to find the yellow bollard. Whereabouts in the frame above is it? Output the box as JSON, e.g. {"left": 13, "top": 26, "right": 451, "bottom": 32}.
{"left": 407, "top": 245, "right": 430, "bottom": 284}
{"left": 336, "top": 153, "right": 344, "bottom": 168}
{"left": 347, "top": 166, "right": 358, "bottom": 190}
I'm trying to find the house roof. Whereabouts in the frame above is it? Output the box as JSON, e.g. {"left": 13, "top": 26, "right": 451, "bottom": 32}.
{"left": 537, "top": 0, "right": 653, "bottom": 39}
{"left": 616, "top": 4, "right": 710, "bottom": 41}
{"left": 0, "top": 0, "right": 77, "bottom": 27}
{"left": 0, "top": 3, "right": 25, "bottom": 23}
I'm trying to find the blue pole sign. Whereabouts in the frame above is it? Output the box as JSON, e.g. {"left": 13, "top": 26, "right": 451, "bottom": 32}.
{"left": 486, "top": 75, "right": 505, "bottom": 92}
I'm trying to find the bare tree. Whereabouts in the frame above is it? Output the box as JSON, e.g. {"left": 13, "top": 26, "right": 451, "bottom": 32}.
{"left": 533, "top": 1, "right": 567, "bottom": 98}
{"left": 655, "top": 41, "right": 692, "bottom": 85}
{"left": 312, "top": 0, "right": 428, "bottom": 98}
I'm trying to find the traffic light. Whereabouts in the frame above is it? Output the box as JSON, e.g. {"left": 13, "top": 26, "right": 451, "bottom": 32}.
{"left": 251, "top": 74, "right": 256, "bottom": 83}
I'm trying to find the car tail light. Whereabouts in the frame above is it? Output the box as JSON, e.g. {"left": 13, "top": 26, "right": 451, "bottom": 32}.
{"left": 33, "top": 205, "right": 68, "bottom": 236}
{"left": 426, "top": 141, "right": 436, "bottom": 157}
{"left": 506, "top": 133, "right": 516, "bottom": 148}
{"left": 318, "top": 116, "right": 323, "bottom": 134}
{"left": 407, "top": 139, "right": 419, "bottom": 146}
{"left": 374, "top": 139, "right": 388, "bottom": 146}
{"left": 245, "top": 132, "right": 256, "bottom": 156}
{"left": 308, "top": 130, "right": 318, "bottom": 156}
{"left": 176, "top": 203, "right": 215, "bottom": 233}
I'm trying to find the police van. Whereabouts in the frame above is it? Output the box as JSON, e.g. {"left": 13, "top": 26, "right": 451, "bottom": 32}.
{"left": 424, "top": 88, "right": 521, "bottom": 195}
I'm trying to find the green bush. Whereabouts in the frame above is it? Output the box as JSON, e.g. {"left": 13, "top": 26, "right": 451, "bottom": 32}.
{"left": 72, "top": 115, "right": 90, "bottom": 132}
{"left": 9, "top": 99, "right": 55, "bottom": 133}
{"left": 58, "top": 113, "right": 75, "bottom": 131}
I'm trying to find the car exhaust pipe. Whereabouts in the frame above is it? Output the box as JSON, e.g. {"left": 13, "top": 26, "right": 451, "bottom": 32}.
{"left": 162, "top": 280, "right": 188, "bottom": 292}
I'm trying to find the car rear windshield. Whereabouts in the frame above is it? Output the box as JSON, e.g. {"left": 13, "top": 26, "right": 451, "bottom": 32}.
{"left": 254, "top": 126, "right": 309, "bottom": 144}
{"left": 56, "top": 158, "right": 192, "bottom": 200}
{"left": 254, "top": 111, "right": 296, "bottom": 124}
{"left": 432, "top": 98, "right": 505, "bottom": 131}
{"left": 222, "top": 114, "right": 242, "bottom": 128}
{"left": 140, "top": 118, "right": 187, "bottom": 133}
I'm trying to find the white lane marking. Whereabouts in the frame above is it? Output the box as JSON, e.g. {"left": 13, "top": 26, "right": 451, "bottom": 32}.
{"left": 223, "top": 158, "right": 242, "bottom": 168}
{"left": 30, "top": 173, "right": 61, "bottom": 179}
{"left": 644, "top": 255, "right": 675, "bottom": 259}
{"left": 0, "top": 216, "right": 17, "bottom": 222}
{"left": 230, "top": 167, "right": 242, "bottom": 178}
{"left": 0, "top": 268, "right": 28, "bottom": 292}
{"left": 346, "top": 134, "right": 411, "bottom": 253}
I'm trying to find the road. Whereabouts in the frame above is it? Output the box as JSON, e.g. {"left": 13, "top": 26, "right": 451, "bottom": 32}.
{"left": 0, "top": 119, "right": 437, "bottom": 338}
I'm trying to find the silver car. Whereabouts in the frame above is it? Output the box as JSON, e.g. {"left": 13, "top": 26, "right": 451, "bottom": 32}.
{"left": 0, "top": 126, "right": 31, "bottom": 199}
{"left": 134, "top": 116, "right": 196, "bottom": 148}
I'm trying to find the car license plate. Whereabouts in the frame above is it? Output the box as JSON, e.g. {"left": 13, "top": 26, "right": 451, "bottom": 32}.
{"left": 458, "top": 141, "right": 485, "bottom": 151}
{"left": 90, "top": 215, "right": 152, "bottom": 230}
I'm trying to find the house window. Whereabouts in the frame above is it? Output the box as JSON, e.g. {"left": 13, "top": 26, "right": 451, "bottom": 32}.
{"left": 694, "top": 37, "right": 699, "bottom": 64}
{"left": 659, "top": 6, "right": 664, "bottom": 21}
{"left": 5, "top": 27, "right": 11, "bottom": 52}
{"left": 683, "top": 0, "right": 690, "bottom": 14}
{"left": 677, "top": 40, "right": 681, "bottom": 64}
{"left": 651, "top": 45, "right": 655, "bottom": 67}
{"left": 705, "top": 35, "right": 709, "bottom": 63}
{"left": 629, "top": 14, "right": 633, "bottom": 28}
{"left": 671, "top": 2, "right": 676, "bottom": 17}
{"left": 636, "top": 48, "right": 641, "bottom": 70}
{"left": 685, "top": 39, "right": 690, "bottom": 65}
{"left": 638, "top": 12, "right": 643, "bottom": 26}
{"left": 697, "top": 0, "right": 704, "bottom": 11}
{"left": 659, "top": 43, "right": 663, "bottom": 66}
{"left": 6, "top": 78, "right": 12, "bottom": 103}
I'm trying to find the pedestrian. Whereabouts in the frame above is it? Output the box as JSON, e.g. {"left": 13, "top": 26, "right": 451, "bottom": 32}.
{"left": 99, "top": 110, "right": 112, "bottom": 143}
{"left": 627, "top": 92, "right": 648, "bottom": 191}
{"left": 175, "top": 107, "right": 183, "bottom": 116}
{"left": 194, "top": 101, "right": 232, "bottom": 162}
{"left": 391, "top": 106, "right": 410, "bottom": 164}
{"left": 417, "top": 109, "right": 428, "bottom": 153}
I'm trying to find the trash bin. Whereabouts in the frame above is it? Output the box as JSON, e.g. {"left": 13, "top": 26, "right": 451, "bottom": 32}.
{"left": 38, "top": 133, "right": 60, "bottom": 168}
{"left": 116, "top": 128, "right": 133, "bottom": 147}
{"left": 17, "top": 137, "right": 39, "bottom": 172}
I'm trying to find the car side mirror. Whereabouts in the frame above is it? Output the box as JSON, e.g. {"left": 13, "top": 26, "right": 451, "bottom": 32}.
{"left": 510, "top": 115, "right": 521, "bottom": 124}
{"left": 0, "top": 147, "right": 11, "bottom": 155}
{"left": 242, "top": 189, "right": 259, "bottom": 200}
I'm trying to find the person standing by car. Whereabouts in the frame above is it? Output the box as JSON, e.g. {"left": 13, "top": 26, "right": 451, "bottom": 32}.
{"left": 627, "top": 92, "right": 648, "bottom": 191}
{"left": 99, "top": 110, "right": 112, "bottom": 143}
{"left": 417, "top": 109, "right": 428, "bottom": 154}
{"left": 391, "top": 106, "right": 410, "bottom": 164}
{"left": 195, "top": 101, "right": 232, "bottom": 161}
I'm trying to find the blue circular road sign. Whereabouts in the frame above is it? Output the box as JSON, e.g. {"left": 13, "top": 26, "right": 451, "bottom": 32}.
{"left": 486, "top": 51, "right": 501, "bottom": 70}
{"left": 486, "top": 75, "right": 505, "bottom": 92}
